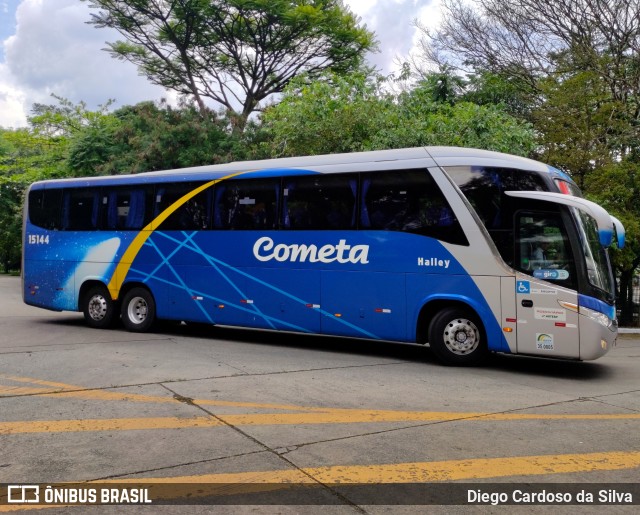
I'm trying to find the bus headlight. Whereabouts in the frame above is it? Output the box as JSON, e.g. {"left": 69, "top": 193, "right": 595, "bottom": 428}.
{"left": 560, "top": 300, "right": 614, "bottom": 329}
{"left": 579, "top": 305, "right": 614, "bottom": 329}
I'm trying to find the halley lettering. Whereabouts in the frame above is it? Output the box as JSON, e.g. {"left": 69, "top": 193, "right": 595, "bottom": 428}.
{"left": 253, "top": 237, "right": 369, "bottom": 264}
{"left": 417, "top": 257, "right": 450, "bottom": 269}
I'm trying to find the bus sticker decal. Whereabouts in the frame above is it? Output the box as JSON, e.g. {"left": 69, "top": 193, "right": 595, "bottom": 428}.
{"left": 531, "top": 287, "right": 557, "bottom": 295}
{"left": 534, "top": 307, "right": 566, "bottom": 322}
{"left": 536, "top": 333, "right": 554, "bottom": 350}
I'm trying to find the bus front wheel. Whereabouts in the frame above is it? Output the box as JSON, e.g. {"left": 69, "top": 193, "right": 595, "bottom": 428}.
{"left": 121, "top": 287, "right": 156, "bottom": 333}
{"left": 428, "top": 307, "right": 487, "bottom": 366}
{"left": 82, "top": 286, "right": 116, "bottom": 329}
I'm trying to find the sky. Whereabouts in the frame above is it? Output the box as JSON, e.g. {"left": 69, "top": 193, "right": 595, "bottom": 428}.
{"left": 0, "top": 0, "right": 441, "bottom": 128}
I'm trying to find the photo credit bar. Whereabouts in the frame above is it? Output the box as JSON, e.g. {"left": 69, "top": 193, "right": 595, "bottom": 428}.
{"left": 1, "top": 483, "right": 639, "bottom": 506}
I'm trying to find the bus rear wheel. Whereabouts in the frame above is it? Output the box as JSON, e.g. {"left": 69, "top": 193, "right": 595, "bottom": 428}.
{"left": 428, "top": 307, "right": 487, "bottom": 366}
{"left": 121, "top": 287, "right": 156, "bottom": 333}
{"left": 82, "top": 286, "right": 116, "bottom": 329}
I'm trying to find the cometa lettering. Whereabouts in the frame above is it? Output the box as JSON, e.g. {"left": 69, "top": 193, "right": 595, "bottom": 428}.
{"left": 253, "top": 237, "right": 369, "bottom": 264}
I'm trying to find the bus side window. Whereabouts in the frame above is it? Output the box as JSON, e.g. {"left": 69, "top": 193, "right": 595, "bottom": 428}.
{"left": 361, "top": 170, "right": 467, "bottom": 245}
{"left": 61, "top": 189, "right": 100, "bottom": 231}
{"left": 156, "top": 182, "right": 211, "bottom": 231}
{"left": 213, "top": 179, "right": 279, "bottom": 230}
{"left": 28, "top": 189, "right": 63, "bottom": 230}
{"left": 282, "top": 175, "right": 356, "bottom": 230}
{"left": 103, "top": 188, "right": 152, "bottom": 230}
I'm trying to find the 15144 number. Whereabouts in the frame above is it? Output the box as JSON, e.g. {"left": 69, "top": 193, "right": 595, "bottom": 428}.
{"left": 28, "top": 234, "right": 50, "bottom": 245}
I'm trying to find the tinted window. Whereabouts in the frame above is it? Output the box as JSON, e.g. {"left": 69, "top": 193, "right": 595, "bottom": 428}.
{"left": 156, "top": 182, "right": 211, "bottom": 231}
{"left": 214, "top": 179, "right": 279, "bottom": 230}
{"left": 28, "top": 189, "right": 63, "bottom": 230}
{"left": 447, "top": 166, "right": 547, "bottom": 262}
{"left": 516, "top": 211, "right": 577, "bottom": 290}
{"left": 282, "top": 175, "right": 356, "bottom": 230}
{"left": 446, "top": 166, "right": 548, "bottom": 230}
{"left": 102, "top": 187, "right": 153, "bottom": 230}
{"left": 62, "top": 189, "right": 100, "bottom": 231}
{"left": 446, "top": 166, "right": 546, "bottom": 230}
{"left": 361, "top": 170, "right": 467, "bottom": 245}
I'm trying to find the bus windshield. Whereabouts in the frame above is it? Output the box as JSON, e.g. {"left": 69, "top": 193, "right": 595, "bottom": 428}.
{"left": 573, "top": 208, "right": 615, "bottom": 300}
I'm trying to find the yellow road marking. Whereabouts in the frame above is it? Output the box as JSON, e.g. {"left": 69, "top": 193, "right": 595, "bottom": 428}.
{"left": 103, "top": 450, "right": 640, "bottom": 484}
{"left": 0, "top": 375, "right": 338, "bottom": 412}
{"left": 2, "top": 375, "right": 640, "bottom": 436}
{"left": 0, "top": 416, "right": 222, "bottom": 434}
{"left": 2, "top": 410, "right": 640, "bottom": 435}
{"left": 1, "top": 451, "right": 639, "bottom": 511}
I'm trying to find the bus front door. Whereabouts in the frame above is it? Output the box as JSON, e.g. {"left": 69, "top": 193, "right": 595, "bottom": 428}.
{"left": 514, "top": 211, "right": 581, "bottom": 359}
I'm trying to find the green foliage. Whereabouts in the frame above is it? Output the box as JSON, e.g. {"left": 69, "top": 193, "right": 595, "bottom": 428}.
{"left": 71, "top": 102, "right": 245, "bottom": 175}
{"left": 462, "top": 71, "right": 534, "bottom": 119}
{"left": 0, "top": 126, "right": 70, "bottom": 272}
{"left": 0, "top": 180, "right": 22, "bottom": 272}
{"left": 585, "top": 159, "right": 640, "bottom": 271}
{"left": 585, "top": 158, "right": 640, "bottom": 324}
{"left": 262, "top": 71, "right": 535, "bottom": 158}
{"left": 261, "top": 72, "right": 392, "bottom": 156}
{"left": 373, "top": 81, "right": 535, "bottom": 155}
{"left": 532, "top": 56, "right": 632, "bottom": 190}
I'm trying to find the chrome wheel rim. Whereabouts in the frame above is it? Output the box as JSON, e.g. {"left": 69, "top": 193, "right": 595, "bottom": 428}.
{"left": 127, "top": 296, "right": 148, "bottom": 325}
{"left": 88, "top": 294, "right": 108, "bottom": 321}
{"left": 442, "top": 318, "right": 480, "bottom": 355}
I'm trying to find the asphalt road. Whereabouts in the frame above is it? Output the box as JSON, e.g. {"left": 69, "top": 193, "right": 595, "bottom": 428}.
{"left": 0, "top": 275, "right": 639, "bottom": 513}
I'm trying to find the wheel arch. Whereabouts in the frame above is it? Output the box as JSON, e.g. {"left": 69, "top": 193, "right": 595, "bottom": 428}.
{"left": 415, "top": 296, "right": 489, "bottom": 347}
{"left": 118, "top": 281, "right": 151, "bottom": 301}
{"left": 78, "top": 279, "right": 112, "bottom": 312}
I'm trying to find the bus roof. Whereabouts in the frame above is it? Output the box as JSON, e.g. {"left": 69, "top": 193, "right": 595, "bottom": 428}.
{"left": 29, "top": 146, "right": 575, "bottom": 189}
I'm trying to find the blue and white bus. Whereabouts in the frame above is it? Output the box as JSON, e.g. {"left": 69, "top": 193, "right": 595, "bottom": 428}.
{"left": 22, "top": 147, "right": 624, "bottom": 365}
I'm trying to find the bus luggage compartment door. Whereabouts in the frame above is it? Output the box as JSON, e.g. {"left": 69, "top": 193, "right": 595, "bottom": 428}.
{"left": 321, "top": 271, "right": 406, "bottom": 341}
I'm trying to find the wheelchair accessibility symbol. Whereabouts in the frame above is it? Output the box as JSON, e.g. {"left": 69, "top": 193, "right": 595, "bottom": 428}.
{"left": 516, "top": 280, "right": 530, "bottom": 294}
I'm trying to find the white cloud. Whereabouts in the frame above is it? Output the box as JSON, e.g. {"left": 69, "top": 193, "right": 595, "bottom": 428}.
{"left": 0, "top": 0, "right": 170, "bottom": 128}
{"left": 346, "top": 0, "right": 441, "bottom": 76}
{"left": 0, "top": 61, "right": 27, "bottom": 128}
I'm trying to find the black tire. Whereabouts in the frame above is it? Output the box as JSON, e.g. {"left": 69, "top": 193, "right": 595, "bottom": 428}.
{"left": 82, "top": 285, "right": 116, "bottom": 329}
{"left": 121, "top": 287, "right": 156, "bottom": 333}
{"left": 428, "top": 307, "right": 487, "bottom": 366}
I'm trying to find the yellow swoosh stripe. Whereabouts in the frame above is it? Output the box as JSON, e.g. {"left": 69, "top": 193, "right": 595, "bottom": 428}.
{"left": 106, "top": 172, "right": 245, "bottom": 300}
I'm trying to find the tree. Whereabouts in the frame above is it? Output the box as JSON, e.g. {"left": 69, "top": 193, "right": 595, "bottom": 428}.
{"left": 531, "top": 63, "right": 630, "bottom": 190}
{"left": 85, "top": 0, "right": 376, "bottom": 132}
{"left": 70, "top": 101, "right": 244, "bottom": 175}
{"left": 261, "top": 70, "right": 535, "bottom": 157}
{"left": 414, "top": 0, "right": 640, "bottom": 157}
{"left": 261, "top": 71, "right": 393, "bottom": 156}
{"left": 586, "top": 160, "right": 640, "bottom": 325}
{"left": 0, "top": 127, "right": 70, "bottom": 273}
{"left": 416, "top": 0, "right": 640, "bottom": 94}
